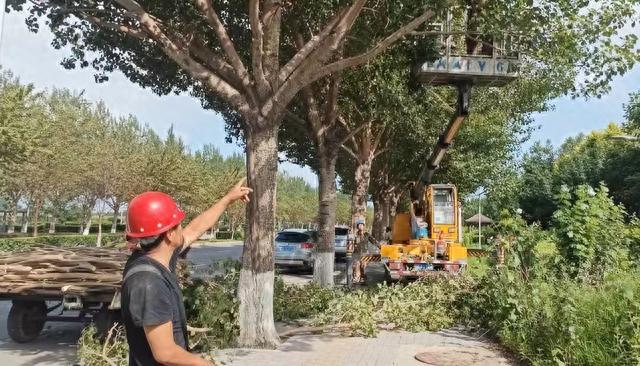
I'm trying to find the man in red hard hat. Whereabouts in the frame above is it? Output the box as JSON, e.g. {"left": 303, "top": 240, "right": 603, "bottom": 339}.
{"left": 121, "top": 179, "right": 251, "bottom": 366}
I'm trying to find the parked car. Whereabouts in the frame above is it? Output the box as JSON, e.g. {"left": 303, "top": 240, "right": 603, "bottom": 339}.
{"left": 274, "top": 229, "right": 317, "bottom": 272}
{"left": 334, "top": 225, "right": 349, "bottom": 260}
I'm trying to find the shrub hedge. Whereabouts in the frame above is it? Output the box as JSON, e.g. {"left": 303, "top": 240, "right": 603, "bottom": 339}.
{"left": 0, "top": 234, "right": 124, "bottom": 252}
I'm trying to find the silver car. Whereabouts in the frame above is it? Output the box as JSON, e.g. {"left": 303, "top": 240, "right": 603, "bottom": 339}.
{"left": 274, "top": 229, "right": 317, "bottom": 272}
{"left": 334, "top": 226, "right": 349, "bottom": 259}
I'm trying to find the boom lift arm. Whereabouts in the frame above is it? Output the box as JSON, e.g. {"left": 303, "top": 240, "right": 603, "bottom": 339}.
{"left": 413, "top": 83, "right": 472, "bottom": 200}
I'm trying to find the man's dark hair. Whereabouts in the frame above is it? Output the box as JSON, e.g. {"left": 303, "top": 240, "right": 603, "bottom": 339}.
{"left": 139, "top": 233, "right": 166, "bottom": 252}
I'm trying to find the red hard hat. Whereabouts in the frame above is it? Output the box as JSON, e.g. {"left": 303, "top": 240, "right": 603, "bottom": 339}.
{"left": 125, "top": 192, "right": 185, "bottom": 239}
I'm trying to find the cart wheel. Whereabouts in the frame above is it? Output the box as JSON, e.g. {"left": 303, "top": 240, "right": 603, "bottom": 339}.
{"left": 7, "top": 300, "right": 47, "bottom": 343}
{"left": 94, "top": 308, "right": 121, "bottom": 340}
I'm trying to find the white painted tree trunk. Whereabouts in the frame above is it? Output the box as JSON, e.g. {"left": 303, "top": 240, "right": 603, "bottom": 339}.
{"left": 49, "top": 216, "right": 56, "bottom": 234}
{"left": 21, "top": 207, "right": 29, "bottom": 233}
{"left": 237, "top": 127, "right": 280, "bottom": 348}
{"left": 96, "top": 212, "right": 103, "bottom": 247}
{"left": 82, "top": 216, "right": 92, "bottom": 236}
{"left": 7, "top": 199, "right": 18, "bottom": 234}
{"left": 110, "top": 203, "right": 120, "bottom": 234}
{"left": 313, "top": 150, "right": 337, "bottom": 287}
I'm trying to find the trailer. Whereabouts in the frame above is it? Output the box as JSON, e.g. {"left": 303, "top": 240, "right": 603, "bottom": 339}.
{"left": 0, "top": 246, "right": 127, "bottom": 343}
{"left": 2, "top": 288, "right": 121, "bottom": 343}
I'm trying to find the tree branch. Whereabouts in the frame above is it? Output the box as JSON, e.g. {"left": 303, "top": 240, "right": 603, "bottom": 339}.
{"left": 429, "top": 89, "right": 455, "bottom": 113}
{"left": 341, "top": 145, "right": 358, "bottom": 160}
{"left": 114, "top": 0, "right": 256, "bottom": 124}
{"left": 337, "top": 122, "right": 367, "bottom": 147}
{"left": 308, "top": 9, "right": 435, "bottom": 83}
{"left": 262, "top": 0, "right": 283, "bottom": 90}
{"left": 82, "top": 14, "right": 147, "bottom": 39}
{"left": 192, "top": 0, "right": 252, "bottom": 88}
{"left": 249, "top": 0, "right": 271, "bottom": 96}
{"left": 188, "top": 38, "right": 257, "bottom": 105}
{"left": 323, "top": 71, "right": 342, "bottom": 128}
{"left": 262, "top": 1, "right": 366, "bottom": 117}
{"left": 277, "top": 8, "right": 346, "bottom": 85}
{"left": 284, "top": 109, "right": 308, "bottom": 126}
{"left": 302, "top": 85, "right": 322, "bottom": 139}
{"left": 372, "top": 124, "right": 386, "bottom": 153}
{"left": 373, "top": 147, "right": 389, "bottom": 159}
{"left": 337, "top": 115, "right": 358, "bottom": 149}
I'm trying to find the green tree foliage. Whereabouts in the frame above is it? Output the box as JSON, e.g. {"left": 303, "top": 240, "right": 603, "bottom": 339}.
{"left": 0, "top": 71, "right": 46, "bottom": 172}
{"left": 0, "top": 76, "right": 332, "bottom": 236}
{"left": 518, "top": 141, "right": 557, "bottom": 227}
{"left": 465, "top": 185, "right": 640, "bottom": 366}
{"left": 553, "top": 184, "right": 628, "bottom": 281}
{"left": 626, "top": 91, "right": 640, "bottom": 133}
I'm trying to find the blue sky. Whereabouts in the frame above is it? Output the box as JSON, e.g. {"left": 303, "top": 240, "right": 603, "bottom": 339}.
{"left": 1, "top": 10, "right": 638, "bottom": 187}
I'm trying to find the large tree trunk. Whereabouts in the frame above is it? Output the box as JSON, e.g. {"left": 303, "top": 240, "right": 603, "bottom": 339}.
{"left": 110, "top": 202, "right": 120, "bottom": 234}
{"left": 237, "top": 126, "right": 280, "bottom": 348}
{"left": 389, "top": 191, "right": 401, "bottom": 228}
{"left": 351, "top": 158, "right": 373, "bottom": 229}
{"left": 313, "top": 149, "right": 337, "bottom": 287}
{"left": 372, "top": 198, "right": 384, "bottom": 240}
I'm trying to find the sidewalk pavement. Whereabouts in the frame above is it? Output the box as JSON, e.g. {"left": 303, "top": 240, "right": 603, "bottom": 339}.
{"left": 215, "top": 329, "right": 516, "bottom": 366}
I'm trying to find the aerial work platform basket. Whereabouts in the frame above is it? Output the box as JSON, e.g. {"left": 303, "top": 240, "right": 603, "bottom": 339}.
{"left": 413, "top": 8, "right": 520, "bottom": 87}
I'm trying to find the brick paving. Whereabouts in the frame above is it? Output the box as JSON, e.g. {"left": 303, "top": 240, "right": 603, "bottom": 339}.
{"left": 214, "top": 329, "right": 515, "bottom": 366}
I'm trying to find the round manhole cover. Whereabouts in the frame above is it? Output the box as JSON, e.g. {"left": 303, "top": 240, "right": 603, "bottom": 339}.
{"left": 414, "top": 346, "right": 489, "bottom": 366}
{"left": 415, "top": 352, "right": 469, "bottom": 366}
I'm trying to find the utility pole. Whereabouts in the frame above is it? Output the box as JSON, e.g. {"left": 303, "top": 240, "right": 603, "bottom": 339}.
{"left": 478, "top": 199, "right": 481, "bottom": 248}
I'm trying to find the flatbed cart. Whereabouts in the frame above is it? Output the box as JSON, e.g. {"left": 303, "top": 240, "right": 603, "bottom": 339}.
{"left": 1, "top": 287, "right": 122, "bottom": 343}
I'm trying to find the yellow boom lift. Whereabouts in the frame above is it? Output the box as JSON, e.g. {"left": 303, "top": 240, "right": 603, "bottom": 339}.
{"left": 364, "top": 8, "right": 519, "bottom": 281}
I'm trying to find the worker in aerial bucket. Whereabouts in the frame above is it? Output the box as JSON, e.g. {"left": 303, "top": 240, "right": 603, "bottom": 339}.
{"left": 121, "top": 179, "right": 251, "bottom": 366}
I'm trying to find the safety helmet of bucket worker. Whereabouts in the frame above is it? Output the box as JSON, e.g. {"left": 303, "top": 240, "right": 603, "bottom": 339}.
{"left": 125, "top": 192, "right": 185, "bottom": 241}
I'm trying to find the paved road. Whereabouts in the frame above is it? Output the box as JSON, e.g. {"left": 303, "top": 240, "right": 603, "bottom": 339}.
{"left": 0, "top": 242, "right": 346, "bottom": 365}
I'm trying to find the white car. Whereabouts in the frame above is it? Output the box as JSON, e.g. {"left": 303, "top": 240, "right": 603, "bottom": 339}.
{"left": 274, "top": 229, "right": 317, "bottom": 272}
{"left": 334, "top": 226, "right": 349, "bottom": 259}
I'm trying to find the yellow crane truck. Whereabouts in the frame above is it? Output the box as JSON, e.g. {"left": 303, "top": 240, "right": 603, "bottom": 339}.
{"left": 381, "top": 184, "right": 467, "bottom": 280}
{"left": 362, "top": 12, "right": 519, "bottom": 281}
{"left": 371, "top": 85, "right": 472, "bottom": 281}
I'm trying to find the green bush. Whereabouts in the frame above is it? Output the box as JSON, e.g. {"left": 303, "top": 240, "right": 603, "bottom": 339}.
{"left": 0, "top": 234, "right": 124, "bottom": 252}
{"left": 465, "top": 269, "right": 640, "bottom": 366}
{"left": 183, "top": 260, "right": 241, "bottom": 350}
{"left": 274, "top": 279, "right": 338, "bottom": 322}
{"left": 553, "top": 184, "right": 629, "bottom": 281}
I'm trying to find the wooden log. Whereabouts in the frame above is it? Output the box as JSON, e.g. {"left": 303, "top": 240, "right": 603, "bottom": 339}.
{"left": 0, "top": 265, "right": 33, "bottom": 273}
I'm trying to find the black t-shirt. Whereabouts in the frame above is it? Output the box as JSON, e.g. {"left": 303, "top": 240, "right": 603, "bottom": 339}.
{"left": 121, "top": 246, "right": 187, "bottom": 366}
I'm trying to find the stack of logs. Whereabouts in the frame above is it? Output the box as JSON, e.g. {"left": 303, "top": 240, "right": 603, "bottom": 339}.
{"left": 0, "top": 246, "right": 129, "bottom": 296}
